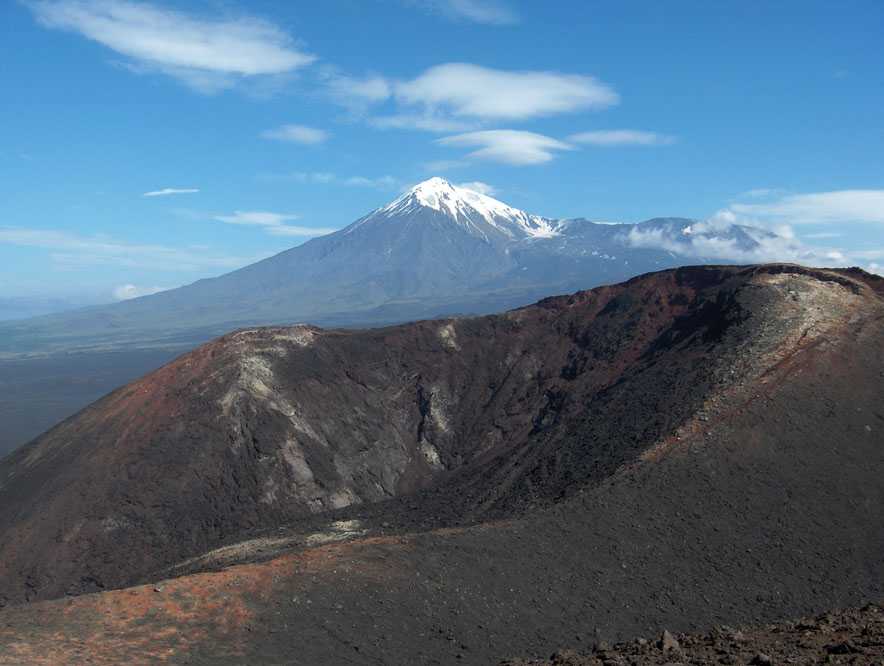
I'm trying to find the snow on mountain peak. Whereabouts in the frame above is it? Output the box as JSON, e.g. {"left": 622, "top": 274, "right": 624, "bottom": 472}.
{"left": 405, "top": 177, "right": 459, "bottom": 211}
{"left": 376, "top": 177, "right": 559, "bottom": 239}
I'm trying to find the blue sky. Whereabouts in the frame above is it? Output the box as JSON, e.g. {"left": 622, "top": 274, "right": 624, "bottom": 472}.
{"left": 1, "top": 0, "right": 883, "bottom": 308}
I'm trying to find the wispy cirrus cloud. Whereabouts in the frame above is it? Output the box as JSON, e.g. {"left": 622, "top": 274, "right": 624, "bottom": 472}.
{"left": 803, "top": 231, "right": 842, "bottom": 239}
{"left": 261, "top": 124, "right": 329, "bottom": 145}
{"left": 213, "top": 211, "right": 338, "bottom": 237}
{"left": 0, "top": 227, "right": 263, "bottom": 271}
{"left": 262, "top": 172, "right": 401, "bottom": 189}
{"left": 406, "top": 0, "right": 519, "bottom": 25}
{"left": 142, "top": 187, "right": 199, "bottom": 197}
{"left": 28, "top": 0, "right": 315, "bottom": 93}
{"left": 569, "top": 129, "right": 676, "bottom": 146}
{"left": 112, "top": 283, "right": 167, "bottom": 300}
{"left": 341, "top": 175, "right": 400, "bottom": 188}
{"left": 369, "top": 114, "right": 477, "bottom": 133}
{"left": 317, "top": 68, "right": 392, "bottom": 112}
{"left": 214, "top": 211, "right": 302, "bottom": 226}
{"left": 422, "top": 159, "right": 468, "bottom": 172}
{"left": 728, "top": 190, "right": 884, "bottom": 225}
{"left": 737, "top": 187, "right": 786, "bottom": 200}
{"left": 437, "top": 130, "right": 574, "bottom": 165}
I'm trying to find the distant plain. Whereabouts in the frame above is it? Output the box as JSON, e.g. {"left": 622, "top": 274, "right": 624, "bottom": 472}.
{"left": 0, "top": 349, "right": 181, "bottom": 456}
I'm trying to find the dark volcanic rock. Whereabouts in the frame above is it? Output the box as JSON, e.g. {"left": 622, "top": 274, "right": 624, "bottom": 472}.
{"left": 0, "top": 263, "right": 882, "bottom": 627}
{"left": 0, "top": 263, "right": 881, "bottom": 663}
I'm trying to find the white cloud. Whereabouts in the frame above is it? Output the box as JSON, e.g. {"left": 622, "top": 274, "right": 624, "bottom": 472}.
{"left": 261, "top": 124, "right": 329, "bottom": 145}
{"left": 672, "top": 190, "right": 884, "bottom": 276}
{"left": 803, "top": 231, "right": 842, "bottom": 239}
{"left": 422, "top": 159, "right": 468, "bottom": 172}
{"left": 112, "top": 284, "right": 167, "bottom": 300}
{"left": 265, "top": 225, "right": 336, "bottom": 237}
{"left": 342, "top": 176, "right": 400, "bottom": 188}
{"left": 214, "top": 211, "right": 300, "bottom": 226}
{"left": 318, "top": 68, "right": 392, "bottom": 111}
{"left": 408, "top": 0, "right": 518, "bottom": 25}
{"left": 265, "top": 172, "right": 400, "bottom": 189}
{"left": 369, "top": 114, "right": 476, "bottom": 133}
{"left": 623, "top": 223, "right": 845, "bottom": 266}
{"left": 622, "top": 200, "right": 884, "bottom": 276}
{"left": 321, "top": 63, "right": 617, "bottom": 132}
{"left": 279, "top": 172, "right": 337, "bottom": 184}
{"left": 738, "top": 188, "right": 784, "bottom": 199}
{"left": 729, "top": 190, "right": 884, "bottom": 225}
{"left": 457, "top": 181, "right": 497, "bottom": 196}
{"left": 849, "top": 249, "right": 884, "bottom": 261}
{"left": 213, "top": 211, "right": 338, "bottom": 237}
{"left": 0, "top": 227, "right": 262, "bottom": 271}
{"left": 29, "top": 0, "right": 314, "bottom": 92}
{"left": 437, "top": 130, "right": 574, "bottom": 165}
{"left": 142, "top": 187, "right": 199, "bottom": 197}
{"left": 396, "top": 63, "right": 618, "bottom": 120}
{"left": 569, "top": 129, "right": 676, "bottom": 146}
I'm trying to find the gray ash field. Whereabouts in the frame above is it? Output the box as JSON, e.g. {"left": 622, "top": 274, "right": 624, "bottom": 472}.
{"left": 0, "top": 264, "right": 882, "bottom": 664}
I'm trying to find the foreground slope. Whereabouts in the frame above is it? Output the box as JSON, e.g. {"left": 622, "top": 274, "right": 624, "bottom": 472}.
{"left": 0, "top": 264, "right": 881, "bottom": 663}
{"left": 0, "top": 264, "right": 881, "bottom": 614}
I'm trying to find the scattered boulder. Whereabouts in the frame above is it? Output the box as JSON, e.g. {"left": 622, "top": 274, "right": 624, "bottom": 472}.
{"left": 659, "top": 629, "right": 680, "bottom": 652}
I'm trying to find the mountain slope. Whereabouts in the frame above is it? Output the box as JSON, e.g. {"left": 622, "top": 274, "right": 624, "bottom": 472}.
{"left": 0, "top": 179, "right": 771, "bottom": 356}
{"left": 0, "top": 264, "right": 881, "bottom": 664}
{"left": 0, "top": 264, "right": 881, "bottom": 610}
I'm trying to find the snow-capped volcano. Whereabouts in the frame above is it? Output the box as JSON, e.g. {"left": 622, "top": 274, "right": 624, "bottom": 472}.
{"left": 347, "top": 177, "right": 560, "bottom": 241}
{"left": 1, "top": 178, "right": 777, "bottom": 358}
